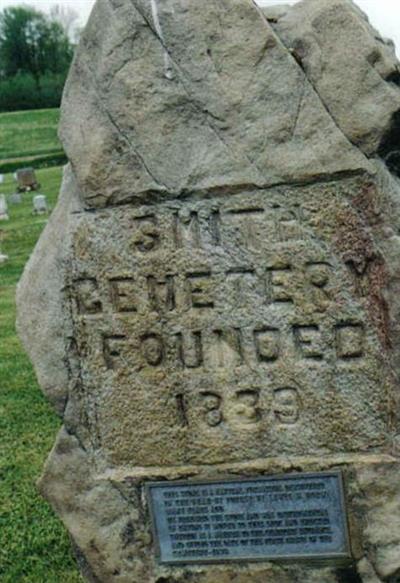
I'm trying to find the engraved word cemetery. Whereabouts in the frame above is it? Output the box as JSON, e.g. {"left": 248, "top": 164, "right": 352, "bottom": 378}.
{"left": 17, "top": 0, "right": 400, "bottom": 582}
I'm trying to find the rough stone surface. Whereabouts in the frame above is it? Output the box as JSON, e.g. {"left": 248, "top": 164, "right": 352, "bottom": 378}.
{"left": 60, "top": 0, "right": 370, "bottom": 208}
{"left": 270, "top": 0, "right": 400, "bottom": 159}
{"left": 16, "top": 0, "right": 400, "bottom": 582}
{"left": 17, "top": 167, "right": 81, "bottom": 414}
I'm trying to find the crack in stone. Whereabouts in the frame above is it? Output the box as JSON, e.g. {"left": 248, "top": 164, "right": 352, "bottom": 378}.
{"left": 289, "top": 77, "right": 307, "bottom": 140}
{"left": 270, "top": 18, "right": 372, "bottom": 163}
{"left": 129, "top": 0, "right": 267, "bottom": 183}
{"left": 82, "top": 59, "right": 170, "bottom": 193}
{"left": 77, "top": 168, "right": 368, "bottom": 212}
{"left": 64, "top": 425, "right": 89, "bottom": 454}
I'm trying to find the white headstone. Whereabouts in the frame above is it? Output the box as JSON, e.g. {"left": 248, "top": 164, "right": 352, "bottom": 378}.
{"left": 33, "top": 195, "right": 48, "bottom": 215}
{"left": 0, "top": 252, "right": 8, "bottom": 264}
{"left": 9, "top": 192, "right": 22, "bottom": 204}
{"left": 0, "top": 174, "right": 4, "bottom": 184}
{"left": 0, "top": 195, "right": 9, "bottom": 220}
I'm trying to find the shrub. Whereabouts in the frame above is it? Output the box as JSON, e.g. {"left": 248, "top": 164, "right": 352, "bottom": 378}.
{"left": 0, "top": 72, "right": 66, "bottom": 112}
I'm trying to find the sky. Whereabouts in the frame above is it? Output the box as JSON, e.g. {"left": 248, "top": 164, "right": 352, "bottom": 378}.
{"left": 0, "top": 0, "right": 94, "bottom": 25}
{"left": 0, "top": 0, "right": 398, "bottom": 56}
{"left": 259, "top": 0, "right": 400, "bottom": 55}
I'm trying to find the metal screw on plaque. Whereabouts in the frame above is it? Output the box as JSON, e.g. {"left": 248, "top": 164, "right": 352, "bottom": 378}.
{"left": 9, "top": 192, "right": 22, "bottom": 204}
{"left": 16, "top": 167, "right": 40, "bottom": 192}
{"left": 0, "top": 194, "right": 9, "bottom": 220}
{"left": 33, "top": 194, "right": 49, "bottom": 215}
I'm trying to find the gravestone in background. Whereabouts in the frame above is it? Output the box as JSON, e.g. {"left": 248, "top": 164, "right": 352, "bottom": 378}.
{"left": 0, "top": 194, "right": 9, "bottom": 220}
{"left": 9, "top": 192, "right": 22, "bottom": 204}
{"left": 0, "top": 223, "right": 7, "bottom": 264}
{"left": 32, "top": 194, "right": 48, "bottom": 215}
{"left": 17, "top": 0, "right": 400, "bottom": 581}
{"left": 16, "top": 167, "right": 39, "bottom": 192}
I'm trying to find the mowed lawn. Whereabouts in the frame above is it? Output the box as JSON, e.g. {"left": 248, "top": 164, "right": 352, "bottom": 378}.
{"left": 0, "top": 109, "right": 65, "bottom": 172}
{"left": 0, "top": 167, "right": 83, "bottom": 582}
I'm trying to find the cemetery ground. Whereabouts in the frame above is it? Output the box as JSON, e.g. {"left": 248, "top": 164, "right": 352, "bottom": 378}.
{"left": 0, "top": 166, "right": 82, "bottom": 581}
{"left": 0, "top": 109, "right": 65, "bottom": 175}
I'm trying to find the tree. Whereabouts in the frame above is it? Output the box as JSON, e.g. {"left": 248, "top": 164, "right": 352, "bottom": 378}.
{"left": 0, "top": 6, "right": 73, "bottom": 80}
{"left": 49, "top": 4, "right": 81, "bottom": 43}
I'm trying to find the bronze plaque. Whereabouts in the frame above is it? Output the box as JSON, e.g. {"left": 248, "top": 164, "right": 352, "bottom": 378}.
{"left": 147, "top": 472, "right": 350, "bottom": 564}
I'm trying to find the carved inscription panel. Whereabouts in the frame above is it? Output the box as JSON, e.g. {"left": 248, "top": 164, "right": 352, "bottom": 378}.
{"left": 68, "top": 180, "right": 393, "bottom": 466}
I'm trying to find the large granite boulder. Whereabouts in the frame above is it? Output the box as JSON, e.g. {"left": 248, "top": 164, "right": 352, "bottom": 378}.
{"left": 17, "top": 0, "right": 400, "bottom": 581}
{"left": 265, "top": 0, "right": 400, "bottom": 160}
{"left": 60, "top": 0, "right": 369, "bottom": 208}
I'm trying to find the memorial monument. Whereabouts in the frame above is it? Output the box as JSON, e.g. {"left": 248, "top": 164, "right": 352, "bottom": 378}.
{"left": 32, "top": 194, "right": 49, "bottom": 215}
{"left": 17, "top": 0, "right": 400, "bottom": 581}
{"left": 9, "top": 192, "right": 22, "bottom": 205}
{"left": 0, "top": 194, "right": 9, "bottom": 220}
{"left": 16, "top": 167, "right": 40, "bottom": 192}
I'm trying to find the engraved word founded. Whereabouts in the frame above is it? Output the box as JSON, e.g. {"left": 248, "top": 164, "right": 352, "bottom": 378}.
{"left": 99, "top": 322, "right": 365, "bottom": 371}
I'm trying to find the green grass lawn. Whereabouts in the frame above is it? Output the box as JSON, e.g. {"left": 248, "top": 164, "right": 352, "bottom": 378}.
{"left": 0, "top": 167, "right": 83, "bottom": 582}
{"left": 0, "top": 109, "right": 65, "bottom": 173}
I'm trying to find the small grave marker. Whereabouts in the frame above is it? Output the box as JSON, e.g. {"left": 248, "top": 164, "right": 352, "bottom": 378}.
{"left": 0, "top": 195, "right": 9, "bottom": 220}
{"left": 0, "top": 230, "right": 7, "bottom": 263}
{"left": 33, "top": 195, "right": 48, "bottom": 215}
{"left": 17, "top": 168, "right": 40, "bottom": 192}
{"left": 9, "top": 192, "right": 22, "bottom": 204}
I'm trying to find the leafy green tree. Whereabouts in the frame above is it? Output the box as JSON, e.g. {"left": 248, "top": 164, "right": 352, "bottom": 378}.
{"left": 0, "top": 6, "right": 73, "bottom": 80}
